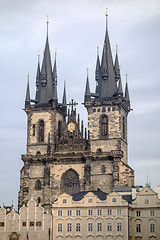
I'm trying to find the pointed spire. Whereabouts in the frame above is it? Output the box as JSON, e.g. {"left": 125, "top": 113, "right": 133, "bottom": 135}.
{"left": 95, "top": 46, "right": 100, "bottom": 82}
{"left": 35, "top": 54, "right": 41, "bottom": 101}
{"left": 36, "top": 18, "right": 54, "bottom": 103}
{"left": 25, "top": 75, "right": 30, "bottom": 105}
{"left": 114, "top": 44, "right": 120, "bottom": 82}
{"left": 96, "top": 11, "right": 117, "bottom": 98}
{"left": 125, "top": 74, "right": 130, "bottom": 100}
{"left": 62, "top": 80, "right": 67, "bottom": 106}
{"left": 53, "top": 52, "right": 58, "bottom": 101}
{"left": 84, "top": 68, "right": 91, "bottom": 103}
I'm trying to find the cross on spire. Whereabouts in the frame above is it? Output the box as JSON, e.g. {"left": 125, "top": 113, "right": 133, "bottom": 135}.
{"left": 67, "top": 99, "right": 78, "bottom": 111}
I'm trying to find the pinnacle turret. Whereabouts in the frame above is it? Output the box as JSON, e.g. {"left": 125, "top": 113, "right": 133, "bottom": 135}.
{"left": 25, "top": 75, "right": 30, "bottom": 106}
{"left": 52, "top": 53, "right": 58, "bottom": 101}
{"left": 84, "top": 69, "right": 91, "bottom": 103}
{"left": 62, "top": 81, "right": 67, "bottom": 106}
{"left": 125, "top": 74, "right": 130, "bottom": 101}
{"left": 114, "top": 45, "right": 120, "bottom": 82}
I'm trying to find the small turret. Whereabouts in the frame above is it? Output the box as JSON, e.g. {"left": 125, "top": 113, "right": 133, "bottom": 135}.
{"left": 95, "top": 46, "right": 100, "bottom": 82}
{"left": 84, "top": 68, "right": 91, "bottom": 103}
{"left": 53, "top": 52, "right": 58, "bottom": 101}
{"left": 125, "top": 74, "right": 130, "bottom": 101}
{"left": 62, "top": 81, "right": 67, "bottom": 106}
{"left": 25, "top": 75, "right": 30, "bottom": 107}
{"left": 114, "top": 45, "right": 120, "bottom": 82}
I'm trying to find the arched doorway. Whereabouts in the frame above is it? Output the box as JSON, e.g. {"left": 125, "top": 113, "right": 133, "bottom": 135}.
{"left": 60, "top": 168, "right": 80, "bottom": 195}
{"left": 9, "top": 232, "right": 19, "bottom": 240}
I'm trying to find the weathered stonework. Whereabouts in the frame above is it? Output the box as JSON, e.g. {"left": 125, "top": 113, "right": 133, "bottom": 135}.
{"left": 19, "top": 18, "right": 134, "bottom": 213}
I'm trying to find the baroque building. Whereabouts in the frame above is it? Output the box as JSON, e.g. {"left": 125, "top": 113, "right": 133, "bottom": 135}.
{"left": 18, "top": 15, "right": 134, "bottom": 212}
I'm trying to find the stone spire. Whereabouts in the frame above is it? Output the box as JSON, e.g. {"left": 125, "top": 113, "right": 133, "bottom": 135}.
{"left": 95, "top": 46, "right": 100, "bottom": 82}
{"left": 125, "top": 74, "right": 130, "bottom": 101}
{"left": 84, "top": 68, "right": 91, "bottom": 102}
{"left": 53, "top": 52, "right": 58, "bottom": 101}
{"left": 62, "top": 81, "right": 67, "bottom": 106}
{"left": 35, "top": 55, "right": 41, "bottom": 101}
{"left": 114, "top": 44, "right": 120, "bottom": 82}
{"left": 25, "top": 75, "right": 30, "bottom": 106}
{"left": 96, "top": 11, "right": 117, "bottom": 98}
{"left": 35, "top": 19, "right": 54, "bottom": 104}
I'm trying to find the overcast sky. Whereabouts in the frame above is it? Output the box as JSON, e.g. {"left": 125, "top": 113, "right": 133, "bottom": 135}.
{"left": 0, "top": 0, "right": 160, "bottom": 209}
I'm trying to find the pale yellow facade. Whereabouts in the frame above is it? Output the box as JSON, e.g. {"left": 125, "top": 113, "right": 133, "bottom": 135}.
{"left": 52, "top": 191, "right": 129, "bottom": 240}
{"left": 130, "top": 187, "right": 160, "bottom": 240}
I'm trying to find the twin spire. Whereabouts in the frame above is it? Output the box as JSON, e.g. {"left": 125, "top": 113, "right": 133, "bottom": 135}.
{"left": 25, "top": 20, "right": 66, "bottom": 107}
{"left": 85, "top": 12, "right": 130, "bottom": 102}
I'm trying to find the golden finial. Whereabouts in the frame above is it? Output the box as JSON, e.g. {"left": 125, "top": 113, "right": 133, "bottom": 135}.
{"left": 38, "top": 50, "right": 40, "bottom": 62}
{"left": 105, "top": 8, "right": 108, "bottom": 31}
{"left": 116, "top": 41, "right": 118, "bottom": 54}
{"left": 46, "top": 15, "right": 49, "bottom": 36}
{"left": 97, "top": 41, "right": 99, "bottom": 56}
{"left": 87, "top": 66, "right": 89, "bottom": 77}
{"left": 106, "top": 8, "right": 108, "bottom": 16}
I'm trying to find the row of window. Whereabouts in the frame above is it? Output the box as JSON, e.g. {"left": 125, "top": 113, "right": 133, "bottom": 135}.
{"left": 62, "top": 197, "right": 118, "bottom": 204}
{"left": 57, "top": 222, "right": 123, "bottom": 233}
{"left": 57, "top": 208, "right": 123, "bottom": 217}
{"left": 92, "top": 106, "right": 117, "bottom": 113}
{"left": 0, "top": 221, "right": 42, "bottom": 227}
{"left": 136, "top": 210, "right": 155, "bottom": 217}
{"left": 136, "top": 223, "right": 156, "bottom": 233}
{"left": 32, "top": 115, "right": 125, "bottom": 140}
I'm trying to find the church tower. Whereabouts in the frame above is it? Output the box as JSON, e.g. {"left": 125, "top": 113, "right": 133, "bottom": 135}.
{"left": 84, "top": 13, "right": 134, "bottom": 189}
{"left": 19, "top": 16, "right": 134, "bottom": 212}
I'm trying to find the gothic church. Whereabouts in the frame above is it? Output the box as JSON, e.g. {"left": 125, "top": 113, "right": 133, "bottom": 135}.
{"left": 18, "top": 15, "right": 134, "bottom": 212}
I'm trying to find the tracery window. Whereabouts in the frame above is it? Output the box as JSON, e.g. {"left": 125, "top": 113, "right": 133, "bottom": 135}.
{"left": 60, "top": 169, "right": 80, "bottom": 195}
{"left": 39, "top": 120, "right": 44, "bottom": 142}
{"left": 101, "top": 115, "right": 108, "bottom": 136}
{"left": 35, "top": 180, "right": 41, "bottom": 191}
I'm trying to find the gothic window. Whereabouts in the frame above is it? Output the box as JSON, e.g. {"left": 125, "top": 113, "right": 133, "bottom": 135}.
{"left": 60, "top": 169, "right": 80, "bottom": 195}
{"left": 35, "top": 180, "right": 41, "bottom": 191}
{"left": 101, "top": 115, "right": 108, "bottom": 136}
{"left": 123, "top": 116, "right": 125, "bottom": 139}
{"left": 39, "top": 120, "right": 44, "bottom": 142}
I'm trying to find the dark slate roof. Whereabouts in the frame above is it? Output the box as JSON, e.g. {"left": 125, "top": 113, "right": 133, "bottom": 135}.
{"left": 122, "top": 195, "right": 132, "bottom": 203}
{"left": 113, "top": 186, "right": 132, "bottom": 192}
{"left": 72, "top": 190, "right": 108, "bottom": 201}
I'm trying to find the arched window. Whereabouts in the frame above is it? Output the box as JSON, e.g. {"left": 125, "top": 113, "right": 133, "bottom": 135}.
{"left": 101, "top": 115, "right": 108, "bottom": 136}
{"left": 123, "top": 116, "right": 125, "bottom": 139}
{"left": 60, "top": 169, "right": 80, "bottom": 195}
{"left": 39, "top": 120, "right": 44, "bottom": 142}
{"left": 35, "top": 180, "right": 41, "bottom": 191}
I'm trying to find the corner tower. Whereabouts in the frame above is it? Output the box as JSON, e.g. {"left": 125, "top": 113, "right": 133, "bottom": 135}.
{"left": 84, "top": 13, "right": 134, "bottom": 186}
{"left": 18, "top": 22, "right": 67, "bottom": 211}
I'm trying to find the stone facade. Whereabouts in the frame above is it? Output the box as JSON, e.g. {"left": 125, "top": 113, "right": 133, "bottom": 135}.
{"left": 18, "top": 17, "right": 134, "bottom": 212}
{"left": 0, "top": 200, "right": 52, "bottom": 240}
